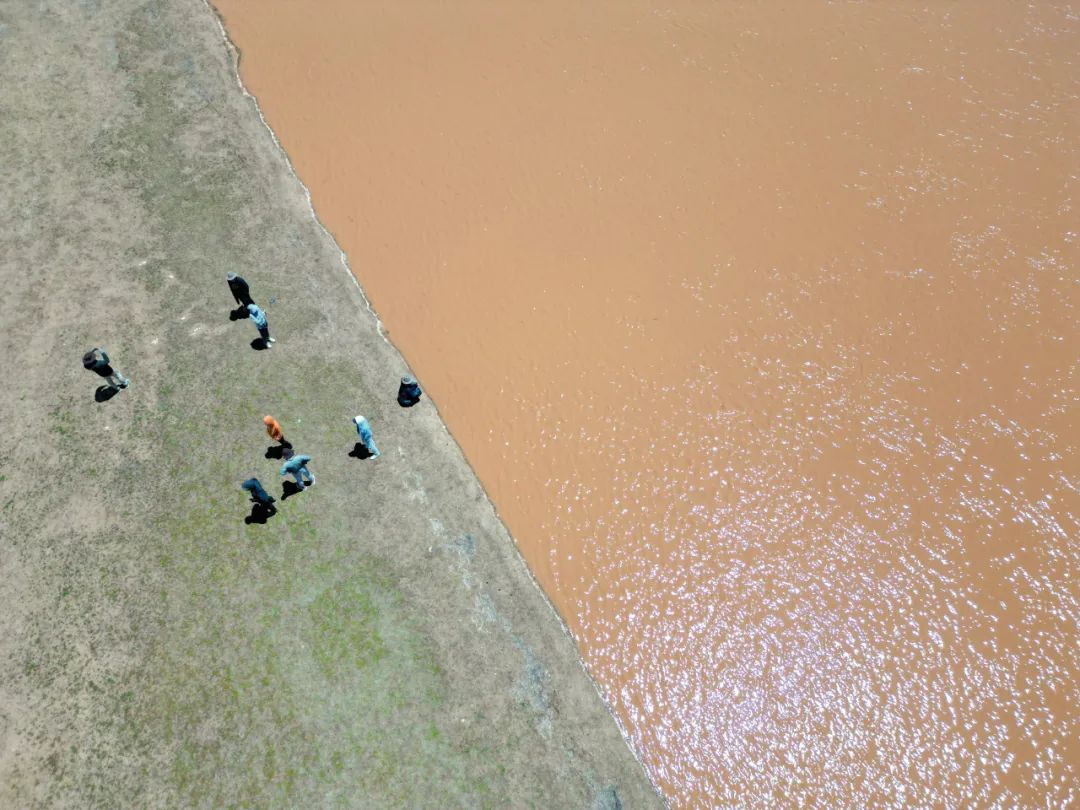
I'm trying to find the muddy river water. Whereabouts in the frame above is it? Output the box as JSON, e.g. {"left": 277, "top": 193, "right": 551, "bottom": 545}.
{"left": 213, "top": 1, "right": 1078, "bottom": 804}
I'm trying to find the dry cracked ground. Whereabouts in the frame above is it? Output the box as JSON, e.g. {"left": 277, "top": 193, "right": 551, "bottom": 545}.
{"left": 0, "top": 1, "right": 661, "bottom": 807}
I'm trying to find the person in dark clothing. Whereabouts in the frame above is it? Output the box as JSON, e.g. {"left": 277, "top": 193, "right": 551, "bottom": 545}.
{"left": 227, "top": 272, "right": 254, "bottom": 308}
{"left": 242, "top": 477, "right": 276, "bottom": 507}
{"left": 398, "top": 375, "right": 422, "bottom": 407}
{"left": 83, "top": 348, "right": 129, "bottom": 389}
{"left": 242, "top": 477, "right": 277, "bottom": 523}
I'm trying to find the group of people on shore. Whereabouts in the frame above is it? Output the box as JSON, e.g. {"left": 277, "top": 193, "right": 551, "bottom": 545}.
{"left": 84, "top": 272, "right": 425, "bottom": 523}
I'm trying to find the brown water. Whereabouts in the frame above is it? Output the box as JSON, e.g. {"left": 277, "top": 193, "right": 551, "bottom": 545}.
{"left": 212, "top": 1, "right": 1079, "bottom": 804}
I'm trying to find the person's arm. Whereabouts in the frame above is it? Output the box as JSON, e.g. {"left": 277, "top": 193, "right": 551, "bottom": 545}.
{"left": 99, "top": 350, "right": 110, "bottom": 364}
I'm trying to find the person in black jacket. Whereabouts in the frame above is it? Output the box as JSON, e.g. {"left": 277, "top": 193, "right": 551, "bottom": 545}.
{"left": 82, "top": 348, "right": 129, "bottom": 389}
{"left": 227, "top": 272, "right": 254, "bottom": 308}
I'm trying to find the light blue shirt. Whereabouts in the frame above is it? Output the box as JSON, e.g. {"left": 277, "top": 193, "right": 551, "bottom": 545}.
{"left": 281, "top": 455, "right": 312, "bottom": 476}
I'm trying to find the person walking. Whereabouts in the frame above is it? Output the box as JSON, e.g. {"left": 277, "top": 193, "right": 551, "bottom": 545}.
{"left": 352, "top": 415, "right": 380, "bottom": 458}
{"left": 280, "top": 449, "right": 315, "bottom": 489}
{"left": 83, "top": 348, "right": 129, "bottom": 389}
{"left": 247, "top": 303, "right": 275, "bottom": 347}
{"left": 227, "top": 272, "right": 254, "bottom": 308}
{"left": 242, "top": 476, "right": 277, "bottom": 522}
{"left": 241, "top": 478, "right": 276, "bottom": 508}
{"left": 263, "top": 415, "right": 288, "bottom": 447}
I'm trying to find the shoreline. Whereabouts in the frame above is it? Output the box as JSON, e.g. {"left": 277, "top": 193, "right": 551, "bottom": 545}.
{"left": 204, "top": 0, "right": 653, "bottom": 785}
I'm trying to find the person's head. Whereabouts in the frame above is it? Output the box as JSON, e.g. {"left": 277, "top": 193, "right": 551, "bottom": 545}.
{"left": 263, "top": 415, "right": 275, "bottom": 426}
{"left": 401, "top": 376, "right": 415, "bottom": 386}
{"left": 282, "top": 447, "right": 295, "bottom": 461}
{"left": 82, "top": 350, "right": 97, "bottom": 368}
{"left": 353, "top": 415, "right": 365, "bottom": 426}
{"left": 247, "top": 303, "right": 257, "bottom": 313}
{"left": 227, "top": 272, "right": 237, "bottom": 281}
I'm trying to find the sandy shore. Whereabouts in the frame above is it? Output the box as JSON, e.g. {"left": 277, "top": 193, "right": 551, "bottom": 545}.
{"left": 0, "top": 0, "right": 659, "bottom": 805}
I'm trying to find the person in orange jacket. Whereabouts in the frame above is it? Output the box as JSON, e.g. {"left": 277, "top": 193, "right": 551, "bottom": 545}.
{"left": 263, "top": 415, "right": 288, "bottom": 448}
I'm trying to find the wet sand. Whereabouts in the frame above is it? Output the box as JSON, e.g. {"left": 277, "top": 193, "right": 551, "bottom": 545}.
{"left": 214, "top": 1, "right": 1080, "bottom": 805}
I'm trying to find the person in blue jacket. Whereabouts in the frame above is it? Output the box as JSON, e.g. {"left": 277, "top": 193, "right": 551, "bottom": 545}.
{"left": 247, "top": 303, "right": 275, "bottom": 347}
{"left": 280, "top": 449, "right": 315, "bottom": 489}
{"left": 352, "top": 415, "right": 380, "bottom": 458}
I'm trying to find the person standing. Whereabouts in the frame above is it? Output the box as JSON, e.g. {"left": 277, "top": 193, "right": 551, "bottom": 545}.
{"left": 280, "top": 450, "right": 315, "bottom": 489}
{"left": 227, "top": 272, "right": 254, "bottom": 308}
{"left": 82, "top": 348, "right": 129, "bottom": 389}
{"left": 263, "top": 415, "right": 288, "bottom": 447}
{"left": 352, "top": 415, "right": 380, "bottom": 458}
{"left": 247, "top": 303, "right": 275, "bottom": 347}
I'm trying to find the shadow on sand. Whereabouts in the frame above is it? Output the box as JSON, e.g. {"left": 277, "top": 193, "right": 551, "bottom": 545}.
{"left": 95, "top": 385, "right": 120, "bottom": 403}
{"left": 281, "top": 480, "right": 305, "bottom": 501}
{"left": 348, "top": 442, "right": 375, "bottom": 460}
{"left": 265, "top": 442, "right": 292, "bottom": 460}
{"left": 244, "top": 502, "right": 278, "bottom": 525}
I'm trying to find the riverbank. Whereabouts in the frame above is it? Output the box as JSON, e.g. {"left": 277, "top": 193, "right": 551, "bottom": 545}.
{"left": 0, "top": 0, "right": 659, "bottom": 805}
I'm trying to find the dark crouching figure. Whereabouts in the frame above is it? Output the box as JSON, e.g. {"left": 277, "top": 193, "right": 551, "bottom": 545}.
{"left": 398, "top": 376, "right": 422, "bottom": 407}
{"left": 242, "top": 477, "right": 276, "bottom": 506}
{"left": 83, "top": 348, "right": 129, "bottom": 390}
{"left": 242, "top": 477, "right": 277, "bottom": 523}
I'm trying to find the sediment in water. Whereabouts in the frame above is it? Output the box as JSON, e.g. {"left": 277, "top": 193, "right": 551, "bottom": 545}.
{"left": 209, "top": 2, "right": 1080, "bottom": 806}
{"left": 0, "top": 0, "right": 659, "bottom": 805}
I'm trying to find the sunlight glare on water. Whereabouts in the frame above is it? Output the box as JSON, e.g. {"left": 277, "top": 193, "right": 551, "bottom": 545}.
{"left": 214, "top": 1, "right": 1078, "bottom": 804}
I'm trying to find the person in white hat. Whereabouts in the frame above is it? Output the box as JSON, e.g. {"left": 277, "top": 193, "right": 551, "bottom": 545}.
{"left": 352, "top": 415, "right": 380, "bottom": 459}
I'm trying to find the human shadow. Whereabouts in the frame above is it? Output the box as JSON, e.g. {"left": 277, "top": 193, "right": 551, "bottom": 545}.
{"left": 229, "top": 305, "right": 248, "bottom": 321}
{"left": 95, "top": 385, "right": 119, "bottom": 403}
{"left": 264, "top": 442, "right": 292, "bottom": 460}
{"left": 348, "top": 442, "right": 374, "bottom": 460}
{"left": 244, "top": 502, "right": 278, "bottom": 525}
{"left": 250, "top": 338, "right": 268, "bottom": 351}
{"left": 281, "top": 480, "right": 305, "bottom": 500}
